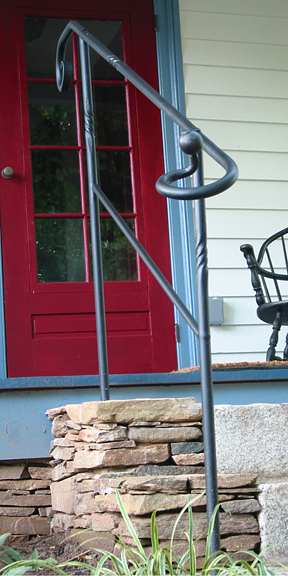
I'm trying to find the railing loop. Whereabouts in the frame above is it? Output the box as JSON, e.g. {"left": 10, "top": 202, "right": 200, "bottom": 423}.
{"left": 56, "top": 20, "right": 238, "bottom": 200}
{"left": 156, "top": 129, "right": 202, "bottom": 198}
{"left": 156, "top": 155, "right": 199, "bottom": 199}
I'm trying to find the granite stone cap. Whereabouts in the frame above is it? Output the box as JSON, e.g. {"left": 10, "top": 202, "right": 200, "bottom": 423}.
{"left": 48, "top": 397, "right": 202, "bottom": 426}
{"left": 258, "top": 481, "right": 288, "bottom": 563}
{"left": 214, "top": 402, "right": 288, "bottom": 480}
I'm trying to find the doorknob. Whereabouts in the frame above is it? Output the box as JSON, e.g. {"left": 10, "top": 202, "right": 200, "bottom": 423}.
{"left": 1, "top": 167, "right": 14, "bottom": 179}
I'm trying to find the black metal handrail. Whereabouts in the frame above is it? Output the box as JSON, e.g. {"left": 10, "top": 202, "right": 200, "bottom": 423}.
{"left": 56, "top": 20, "right": 239, "bottom": 556}
{"left": 57, "top": 21, "right": 237, "bottom": 200}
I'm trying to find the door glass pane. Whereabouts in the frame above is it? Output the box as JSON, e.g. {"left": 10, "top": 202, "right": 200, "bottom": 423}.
{"left": 89, "top": 218, "right": 137, "bottom": 281}
{"left": 98, "top": 151, "right": 133, "bottom": 212}
{"left": 86, "top": 151, "right": 133, "bottom": 213}
{"left": 28, "top": 84, "right": 77, "bottom": 146}
{"left": 32, "top": 151, "right": 81, "bottom": 214}
{"left": 25, "top": 17, "right": 123, "bottom": 80}
{"left": 25, "top": 16, "right": 136, "bottom": 283}
{"left": 92, "top": 86, "right": 128, "bottom": 146}
{"left": 79, "top": 20, "right": 123, "bottom": 81}
{"left": 35, "top": 218, "right": 85, "bottom": 282}
{"left": 25, "top": 18, "right": 71, "bottom": 79}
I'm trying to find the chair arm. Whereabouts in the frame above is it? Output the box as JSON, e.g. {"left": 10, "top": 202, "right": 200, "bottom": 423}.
{"left": 241, "top": 244, "right": 288, "bottom": 281}
{"left": 240, "top": 244, "right": 265, "bottom": 306}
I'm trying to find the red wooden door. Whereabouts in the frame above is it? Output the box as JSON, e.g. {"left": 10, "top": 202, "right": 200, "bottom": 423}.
{"left": 0, "top": 0, "right": 177, "bottom": 377}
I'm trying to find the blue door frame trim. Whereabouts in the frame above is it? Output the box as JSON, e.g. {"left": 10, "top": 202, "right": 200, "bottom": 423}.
{"left": 153, "top": 0, "right": 199, "bottom": 368}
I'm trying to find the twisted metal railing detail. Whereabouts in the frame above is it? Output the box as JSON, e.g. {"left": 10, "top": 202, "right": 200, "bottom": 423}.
{"left": 56, "top": 20, "right": 239, "bottom": 555}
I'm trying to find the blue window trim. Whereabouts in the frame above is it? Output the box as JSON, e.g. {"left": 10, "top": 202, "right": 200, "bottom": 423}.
{"left": 153, "top": 0, "right": 199, "bottom": 368}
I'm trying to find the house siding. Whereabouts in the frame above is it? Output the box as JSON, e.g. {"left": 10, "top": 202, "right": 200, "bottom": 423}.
{"left": 179, "top": 0, "right": 288, "bottom": 363}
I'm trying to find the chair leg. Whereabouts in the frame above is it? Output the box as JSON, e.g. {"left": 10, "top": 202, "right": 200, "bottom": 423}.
{"left": 266, "top": 311, "right": 282, "bottom": 361}
{"left": 283, "top": 332, "right": 288, "bottom": 361}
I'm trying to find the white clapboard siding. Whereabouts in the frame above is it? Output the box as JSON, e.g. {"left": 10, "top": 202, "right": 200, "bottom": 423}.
{"left": 184, "top": 65, "right": 288, "bottom": 99}
{"left": 204, "top": 151, "right": 288, "bottom": 181}
{"left": 222, "top": 296, "right": 288, "bottom": 324}
{"left": 179, "top": 0, "right": 288, "bottom": 363}
{"left": 182, "top": 40, "right": 288, "bottom": 71}
{"left": 209, "top": 269, "right": 254, "bottom": 298}
{"left": 210, "top": 324, "right": 279, "bottom": 354}
{"left": 211, "top": 352, "right": 269, "bottom": 364}
{"left": 195, "top": 121, "right": 288, "bottom": 153}
{"left": 211, "top": 324, "right": 288, "bottom": 360}
{"left": 180, "top": 0, "right": 288, "bottom": 18}
{"left": 206, "top": 210, "right": 288, "bottom": 239}
{"left": 208, "top": 239, "right": 288, "bottom": 269}
{"left": 222, "top": 297, "right": 262, "bottom": 326}
{"left": 209, "top": 269, "right": 288, "bottom": 300}
{"left": 206, "top": 181, "right": 288, "bottom": 210}
{"left": 180, "top": 12, "right": 288, "bottom": 45}
{"left": 208, "top": 240, "right": 263, "bottom": 269}
{"left": 186, "top": 95, "right": 288, "bottom": 125}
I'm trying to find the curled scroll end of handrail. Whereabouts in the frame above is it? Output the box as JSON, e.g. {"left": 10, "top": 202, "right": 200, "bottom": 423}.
{"left": 56, "top": 60, "right": 73, "bottom": 92}
{"left": 157, "top": 129, "right": 204, "bottom": 200}
{"left": 156, "top": 155, "right": 199, "bottom": 199}
{"left": 157, "top": 147, "right": 238, "bottom": 201}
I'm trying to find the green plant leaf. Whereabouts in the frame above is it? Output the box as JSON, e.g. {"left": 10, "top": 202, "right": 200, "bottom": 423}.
{"left": 28, "top": 549, "right": 38, "bottom": 561}
{"left": 0, "top": 498, "right": 278, "bottom": 576}
{"left": 159, "top": 549, "right": 168, "bottom": 575}
{"left": 2, "top": 548, "right": 23, "bottom": 563}
{"left": 188, "top": 500, "right": 197, "bottom": 575}
{"left": 94, "top": 552, "right": 113, "bottom": 575}
{"left": 0, "top": 535, "right": 10, "bottom": 550}
{"left": 0, "top": 556, "right": 16, "bottom": 567}
{"left": 150, "top": 511, "right": 159, "bottom": 555}
{"left": 115, "top": 489, "right": 146, "bottom": 561}
{"left": 1, "top": 565, "right": 29, "bottom": 576}
{"left": 205, "top": 502, "right": 221, "bottom": 560}
{"left": 170, "top": 492, "right": 205, "bottom": 566}
{"left": 120, "top": 549, "right": 131, "bottom": 575}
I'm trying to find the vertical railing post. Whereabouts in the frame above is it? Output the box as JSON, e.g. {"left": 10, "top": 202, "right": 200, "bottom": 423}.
{"left": 79, "top": 38, "right": 110, "bottom": 401}
{"left": 193, "top": 150, "right": 220, "bottom": 554}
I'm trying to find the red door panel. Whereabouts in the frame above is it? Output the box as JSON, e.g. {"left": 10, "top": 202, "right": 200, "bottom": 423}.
{"left": 0, "top": 0, "right": 177, "bottom": 377}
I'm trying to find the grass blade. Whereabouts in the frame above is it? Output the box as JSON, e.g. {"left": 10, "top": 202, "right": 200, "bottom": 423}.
{"left": 205, "top": 502, "right": 221, "bottom": 560}
{"left": 188, "top": 501, "right": 196, "bottom": 575}
{"left": 0, "top": 536, "right": 10, "bottom": 551}
{"left": 169, "top": 492, "right": 205, "bottom": 566}
{"left": 151, "top": 511, "right": 159, "bottom": 555}
{"left": 1, "top": 549, "right": 23, "bottom": 563}
{"left": 115, "top": 489, "right": 146, "bottom": 561}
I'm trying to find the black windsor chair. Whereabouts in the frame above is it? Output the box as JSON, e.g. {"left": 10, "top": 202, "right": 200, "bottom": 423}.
{"left": 240, "top": 227, "right": 288, "bottom": 361}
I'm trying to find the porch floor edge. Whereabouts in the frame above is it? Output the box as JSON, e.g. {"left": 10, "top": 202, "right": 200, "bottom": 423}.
{"left": 1, "top": 365, "right": 288, "bottom": 390}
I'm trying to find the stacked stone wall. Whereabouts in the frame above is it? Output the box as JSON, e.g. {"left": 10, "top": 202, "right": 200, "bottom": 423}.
{"left": 48, "top": 397, "right": 260, "bottom": 568}
{"left": 0, "top": 461, "right": 52, "bottom": 536}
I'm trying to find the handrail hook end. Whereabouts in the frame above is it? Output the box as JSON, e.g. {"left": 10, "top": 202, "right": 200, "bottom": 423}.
{"left": 56, "top": 60, "right": 73, "bottom": 92}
